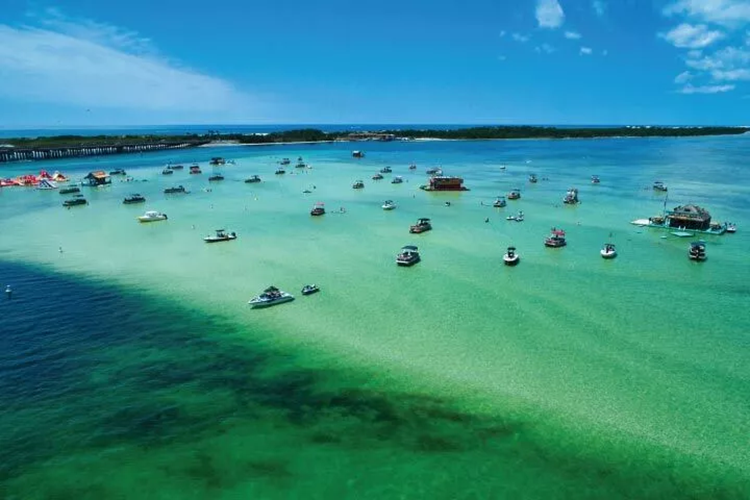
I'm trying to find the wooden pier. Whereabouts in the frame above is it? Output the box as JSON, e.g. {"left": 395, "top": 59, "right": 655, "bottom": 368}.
{"left": 0, "top": 140, "right": 209, "bottom": 163}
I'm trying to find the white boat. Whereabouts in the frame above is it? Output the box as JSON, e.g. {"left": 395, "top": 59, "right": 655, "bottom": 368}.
{"left": 506, "top": 211, "right": 524, "bottom": 222}
{"left": 137, "top": 210, "right": 168, "bottom": 223}
{"left": 248, "top": 286, "right": 295, "bottom": 308}
{"left": 600, "top": 243, "right": 617, "bottom": 259}
{"left": 382, "top": 200, "right": 396, "bottom": 210}
{"left": 396, "top": 245, "right": 421, "bottom": 266}
{"left": 204, "top": 229, "right": 237, "bottom": 243}
{"left": 493, "top": 196, "right": 507, "bottom": 208}
{"left": 391, "top": 176, "right": 403, "bottom": 184}
{"left": 503, "top": 246, "right": 520, "bottom": 266}
{"left": 726, "top": 222, "right": 737, "bottom": 233}
{"left": 688, "top": 241, "right": 707, "bottom": 261}
{"left": 36, "top": 178, "right": 58, "bottom": 190}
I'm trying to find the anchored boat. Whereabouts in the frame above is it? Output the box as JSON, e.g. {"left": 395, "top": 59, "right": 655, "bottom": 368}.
{"left": 503, "top": 246, "right": 520, "bottom": 266}
{"left": 248, "top": 286, "right": 295, "bottom": 308}
{"left": 204, "top": 229, "right": 237, "bottom": 243}
{"left": 396, "top": 245, "right": 421, "bottom": 266}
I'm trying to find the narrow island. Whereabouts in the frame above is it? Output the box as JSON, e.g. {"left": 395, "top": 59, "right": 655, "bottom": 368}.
{"left": 1, "top": 125, "right": 747, "bottom": 163}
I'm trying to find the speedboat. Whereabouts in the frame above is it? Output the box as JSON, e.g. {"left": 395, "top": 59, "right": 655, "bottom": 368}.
{"left": 503, "top": 246, "right": 520, "bottom": 266}
{"left": 169, "top": 164, "right": 185, "bottom": 170}
{"left": 507, "top": 211, "right": 524, "bottom": 222}
{"left": 409, "top": 218, "right": 432, "bottom": 234}
{"left": 310, "top": 202, "right": 325, "bottom": 216}
{"left": 295, "top": 160, "right": 307, "bottom": 168}
{"left": 280, "top": 158, "right": 291, "bottom": 166}
{"left": 63, "top": 195, "right": 87, "bottom": 207}
{"left": 137, "top": 210, "right": 168, "bottom": 222}
{"left": 396, "top": 245, "right": 421, "bottom": 266}
{"left": 688, "top": 241, "right": 707, "bottom": 261}
{"left": 248, "top": 286, "right": 295, "bottom": 308}
{"left": 529, "top": 174, "right": 538, "bottom": 183}
{"left": 208, "top": 174, "right": 224, "bottom": 181}
{"left": 189, "top": 165, "right": 202, "bottom": 174}
{"left": 653, "top": 181, "right": 668, "bottom": 192}
{"left": 544, "top": 228, "right": 566, "bottom": 247}
{"left": 493, "top": 196, "right": 507, "bottom": 208}
{"left": 600, "top": 243, "right": 617, "bottom": 259}
{"left": 352, "top": 180, "right": 365, "bottom": 189}
{"left": 123, "top": 194, "right": 146, "bottom": 204}
{"left": 204, "top": 229, "right": 237, "bottom": 242}
{"left": 391, "top": 176, "right": 403, "bottom": 184}
{"left": 352, "top": 150, "right": 365, "bottom": 158}
{"left": 382, "top": 200, "right": 396, "bottom": 210}
{"left": 426, "top": 167, "right": 442, "bottom": 176}
{"left": 508, "top": 189, "right": 521, "bottom": 200}
{"left": 380, "top": 166, "right": 392, "bottom": 174}
{"left": 591, "top": 175, "right": 601, "bottom": 184}
{"left": 164, "top": 185, "right": 187, "bottom": 194}
{"left": 162, "top": 168, "right": 174, "bottom": 175}
{"left": 245, "top": 175, "right": 261, "bottom": 183}
{"left": 372, "top": 173, "right": 384, "bottom": 180}
{"left": 301, "top": 284, "right": 320, "bottom": 295}
{"left": 110, "top": 168, "right": 127, "bottom": 176}
{"left": 726, "top": 222, "right": 737, "bottom": 233}
{"left": 563, "top": 188, "right": 579, "bottom": 204}
{"left": 209, "top": 157, "right": 226, "bottom": 166}
{"left": 275, "top": 167, "right": 286, "bottom": 175}
{"left": 409, "top": 163, "right": 417, "bottom": 170}
{"left": 59, "top": 186, "right": 80, "bottom": 195}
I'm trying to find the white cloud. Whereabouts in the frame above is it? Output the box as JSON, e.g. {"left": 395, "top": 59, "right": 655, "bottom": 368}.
{"left": 678, "top": 83, "right": 736, "bottom": 93}
{"left": 0, "top": 12, "right": 258, "bottom": 116}
{"left": 593, "top": 0, "right": 606, "bottom": 17}
{"left": 602, "top": 49, "right": 609, "bottom": 56}
{"left": 675, "top": 70, "right": 694, "bottom": 83}
{"left": 660, "top": 23, "right": 724, "bottom": 48}
{"left": 664, "top": 0, "right": 750, "bottom": 27}
{"left": 580, "top": 46, "right": 593, "bottom": 55}
{"left": 512, "top": 33, "right": 530, "bottom": 42}
{"left": 536, "top": 0, "right": 565, "bottom": 28}
{"left": 565, "top": 31, "right": 582, "bottom": 39}
{"left": 687, "top": 49, "right": 703, "bottom": 58}
{"left": 500, "top": 30, "right": 507, "bottom": 37}
{"left": 687, "top": 46, "right": 750, "bottom": 71}
{"left": 498, "top": 55, "right": 507, "bottom": 61}
{"left": 711, "top": 68, "right": 750, "bottom": 80}
{"left": 535, "top": 43, "right": 556, "bottom": 54}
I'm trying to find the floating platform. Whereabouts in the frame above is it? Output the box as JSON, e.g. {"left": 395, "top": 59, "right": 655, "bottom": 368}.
{"left": 631, "top": 219, "right": 727, "bottom": 235}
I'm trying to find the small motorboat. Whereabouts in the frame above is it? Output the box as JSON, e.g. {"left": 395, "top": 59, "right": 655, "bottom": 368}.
{"left": 653, "top": 181, "right": 668, "bottom": 192}
{"left": 137, "top": 210, "right": 167, "bottom": 222}
{"left": 280, "top": 158, "right": 291, "bottom": 165}
{"left": 396, "top": 245, "right": 421, "bottom": 266}
{"left": 688, "top": 241, "right": 707, "bottom": 261}
{"left": 726, "top": 222, "right": 737, "bottom": 233}
{"left": 189, "top": 165, "right": 202, "bottom": 174}
{"left": 380, "top": 166, "right": 392, "bottom": 174}
{"left": 591, "top": 175, "right": 601, "bottom": 184}
{"left": 382, "top": 200, "right": 396, "bottom": 210}
{"left": 493, "top": 196, "right": 507, "bottom": 208}
{"left": 391, "top": 176, "right": 404, "bottom": 184}
{"left": 162, "top": 168, "right": 174, "bottom": 175}
{"left": 544, "top": 228, "right": 567, "bottom": 248}
{"left": 275, "top": 167, "right": 286, "bottom": 175}
{"left": 426, "top": 167, "right": 442, "bottom": 176}
{"left": 600, "top": 243, "right": 617, "bottom": 259}
{"left": 245, "top": 175, "right": 261, "bottom": 183}
{"left": 63, "top": 195, "right": 87, "bottom": 207}
{"left": 352, "top": 180, "right": 365, "bottom": 189}
{"left": 499, "top": 165, "right": 506, "bottom": 171}
{"left": 563, "top": 188, "right": 579, "bottom": 204}
{"left": 529, "top": 174, "right": 538, "bottom": 183}
{"left": 409, "top": 164, "right": 417, "bottom": 170}
{"left": 310, "top": 202, "right": 325, "bottom": 216}
{"left": 169, "top": 164, "right": 185, "bottom": 170}
{"left": 372, "top": 173, "right": 384, "bottom": 180}
{"left": 352, "top": 150, "right": 365, "bottom": 158}
{"left": 503, "top": 246, "right": 520, "bottom": 266}
{"left": 164, "top": 185, "right": 187, "bottom": 194}
{"left": 301, "top": 284, "right": 320, "bottom": 295}
{"left": 508, "top": 189, "right": 521, "bottom": 200}
{"left": 59, "top": 186, "right": 81, "bottom": 195}
{"left": 209, "top": 157, "right": 226, "bottom": 166}
{"left": 123, "top": 194, "right": 146, "bottom": 204}
{"left": 208, "top": 174, "right": 224, "bottom": 182}
{"left": 409, "top": 218, "right": 432, "bottom": 234}
{"left": 295, "top": 160, "right": 307, "bottom": 168}
{"left": 110, "top": 168, "right": 127, "bottom": 176}
{"left": 204, "top": 229, "right": 237, "bottom": 242}
{"left": 248, "top": 286, "right": 295, "bottom": 308}
{"left": 506, "top": 211, "right": 524, "bottom": 222}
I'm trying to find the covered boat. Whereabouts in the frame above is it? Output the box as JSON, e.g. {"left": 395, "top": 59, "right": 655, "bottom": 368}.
{"left": 653, "top": 181, "right": 668, "bottom": 192}
{"left": 352, "top": 150, "right": 365, "bottom": 158}
{"left": 688, "top": 241, "right": 707, "bottom": 261}
{"left": 59, "top": 186, "right": 81, "bottom": 195}
{"left": 63, "top": 195, "right": 87, "bottom": 207}
{"left": 110, "top": 168, "right": 127, "bottom": 176}
{"left": 204, "top": 229, "right": 237, "bottom": 242}
{"left": 600, "top": 243, "right": 617, "bottom": 259}
{"left": 137, "top": 210, "right": 168, "bottom": 222}
{"left": 301, "top": 284, "right": 320, "bottom": 295}
{"left": 380, "top": 166, "right": 392, "bottom": 174}
{"left": 544, "top": 228, "right": 567, "bottom": 248}
{"left": 372, "top": 173, "right": 384, "bottom": 180}
{"left": 507, "top": 188, "right": 521, "bottom": 200}
{"left": 409, "top": 218, "right": 432, "bottom": 234}
{"left": 209, "top": 157, "right": 226, "bottom": 165}
{"left": 529, "top": 174, "right": 538, "bottom": 183}
{"left": 208, "top": 174, "right": 224, "bottom": 181}
{"left": 391, "top": 176, "right": 404, "bottom": 184}
{"left": 245, "top": 175, "right": 261, "bottom": 183}
{"left": 421, "top": 176, "right": 468, "bottom": 191}
{"left": 123, "top": 194, "right": 146, "bottom": 204}
{"left": 310, "top": 202, "right": 326, "bottom": 216}
{"left": 352, "top": 180, "right": 365, "bottom": 189}
{"left": 162, "top": 168, "right": 174, "bottom": 175}
{"left": 189, "top": 165, "right": 202, "bottom": 174}
{"left": 396, "top": 245, "right": 421, "bottom": 266}
{"left": 493, "top": 196, "right": 507, "bottom": 208}
{"left": 164, "top": 185, "right": 187, "bottom": 194}
{"left": 591, "top": 175, "right": 601, "bottom": 184}
{"left": 563, "top": 188, "right": 579, "bottom": 204}
{"left": 248, "top": 286, "right": 295, "bottom": 308}
{"left": 382, "top": 200, "right": 396, "bottom": 210}
{"left": 503, "top": 246, "right": 520, "bottom": 266}
{"left": 275, "top": 167, "right": 286, "bottom": 175}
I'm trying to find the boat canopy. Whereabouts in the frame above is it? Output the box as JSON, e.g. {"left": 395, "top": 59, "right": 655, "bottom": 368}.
{"left": 402, "top": 245, "right": 419, "bottom": 251}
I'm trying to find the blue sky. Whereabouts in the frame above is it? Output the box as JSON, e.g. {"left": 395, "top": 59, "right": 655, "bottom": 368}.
{"left": 0, "top": 0, "right": 749, "bottom": 127}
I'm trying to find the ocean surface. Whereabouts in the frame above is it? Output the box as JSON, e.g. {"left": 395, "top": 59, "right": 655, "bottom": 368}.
{"left": 1, "top": 136, "right": 749, "bottom": 499}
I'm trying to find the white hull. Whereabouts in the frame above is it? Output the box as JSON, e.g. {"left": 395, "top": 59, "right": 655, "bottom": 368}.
{"left": 503, "top": 255, "right": 519, "bottom": 265}
{"left": 249, "top": 293, "right": 295, "bottom": 308}
{"left": 600, "top": 250, "right": 617, "bottom": 259}
{"left": 382, "top": 205, "right": 396, "bottom": 210}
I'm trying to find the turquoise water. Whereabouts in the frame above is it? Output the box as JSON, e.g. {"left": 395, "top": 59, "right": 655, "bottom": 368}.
{"left": 1, "top": 136, "right": 749, "bottom": 498}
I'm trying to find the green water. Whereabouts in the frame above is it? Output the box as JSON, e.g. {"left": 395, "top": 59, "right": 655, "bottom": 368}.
{"left": 0, "top": 137, "right": 748, "bottom": 498}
